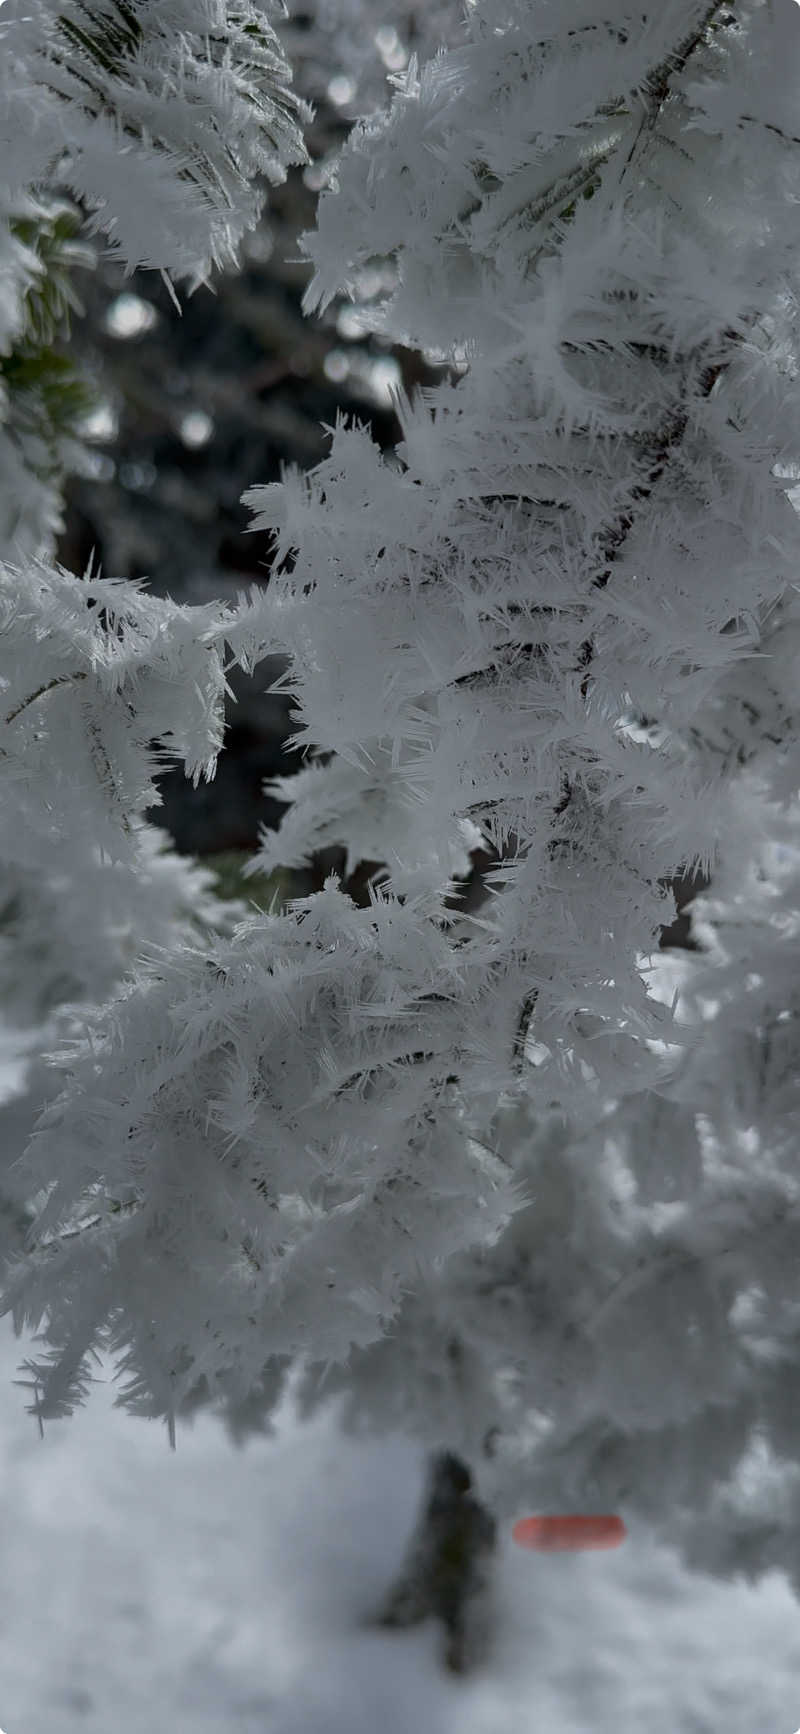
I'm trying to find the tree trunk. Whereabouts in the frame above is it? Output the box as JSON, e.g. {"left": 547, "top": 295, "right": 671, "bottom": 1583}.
{"left": 372, "top": 1450, "right": 497, "bottom": 1676}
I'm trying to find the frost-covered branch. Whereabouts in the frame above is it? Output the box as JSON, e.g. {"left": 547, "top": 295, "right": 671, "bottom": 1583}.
{"left": 4, "top": 0, "right": 800, "bottom": 1614}
{"left": 0, "top": 0, "right": 311, "bottom": 1211}
{"left": 241, "top": 0, "right": 800, "bottom": 1112}
{"left": 0, "top": 0, "right": 309, "bottom": 293}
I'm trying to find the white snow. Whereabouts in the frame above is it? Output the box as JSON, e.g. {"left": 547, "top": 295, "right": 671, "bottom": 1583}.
{"left": 0, "top": 1326, "right": 798, "bottom": 1734}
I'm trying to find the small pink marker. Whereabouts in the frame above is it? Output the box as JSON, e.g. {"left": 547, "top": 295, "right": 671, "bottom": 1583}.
{"left": 512, "top": 1514, "right": 627, "bottom": 1551}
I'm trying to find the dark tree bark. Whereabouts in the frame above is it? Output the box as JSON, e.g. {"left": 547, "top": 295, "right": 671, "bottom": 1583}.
{"left": 372, "top": 1450, "right": 497, "bottom": 1676}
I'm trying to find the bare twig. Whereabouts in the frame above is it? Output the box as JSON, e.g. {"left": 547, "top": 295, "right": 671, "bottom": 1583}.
{"left": 4, "top": 670, "right": 88, "bottom": 726}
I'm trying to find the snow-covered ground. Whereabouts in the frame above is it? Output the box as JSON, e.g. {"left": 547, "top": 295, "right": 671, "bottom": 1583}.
{"left": 0, "top": 1321, "right": 797, "bottom": 1734}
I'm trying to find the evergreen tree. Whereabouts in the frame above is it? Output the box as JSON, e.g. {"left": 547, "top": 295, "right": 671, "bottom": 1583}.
{"left": 2, "top": 0, "right": 800, "bottom": 1673}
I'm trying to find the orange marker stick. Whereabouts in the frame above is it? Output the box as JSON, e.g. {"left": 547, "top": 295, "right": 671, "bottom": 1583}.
{"left": 512, "top": 1514, "right": 627, "bottom": 1551}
